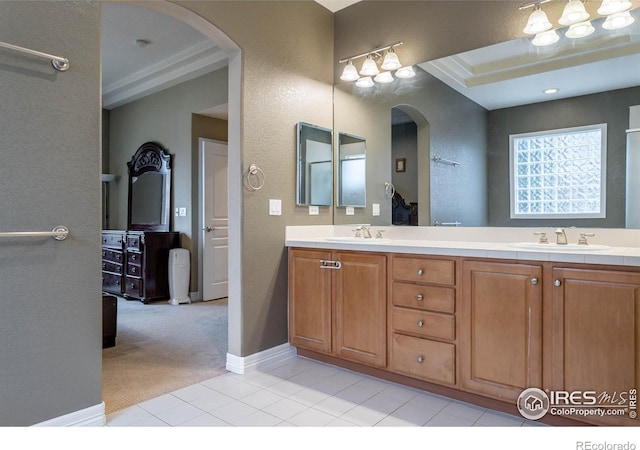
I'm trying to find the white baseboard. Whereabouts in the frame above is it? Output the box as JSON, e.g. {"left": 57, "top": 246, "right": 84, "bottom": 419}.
{"left": 32, "top": 402, "right": 105, "bottom": 427}
{"left": 226, "top": 343, "right": 296, "bottom": 374}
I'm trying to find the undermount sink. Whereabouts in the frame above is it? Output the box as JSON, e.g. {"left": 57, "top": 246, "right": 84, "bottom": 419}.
{"left": 509, "top": 242, "right": 611, "bottom": 251}
{"left": 324, "top": 237, "right": 388, "bottom": 243}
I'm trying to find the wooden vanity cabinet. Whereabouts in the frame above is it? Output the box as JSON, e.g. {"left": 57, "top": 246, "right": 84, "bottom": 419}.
{"left": 288, "top": 248, "right": 387, "bottom": 368}
{"left": 460, "top": 260, "right": 543, "bottom": 402}
{"left": 550, "top": 267, "right": 640, "bottom": 426}
{"left": 389, "top": 255, "right": 457, "bottom": 386}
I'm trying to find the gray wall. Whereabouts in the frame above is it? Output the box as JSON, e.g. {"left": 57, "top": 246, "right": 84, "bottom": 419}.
{"left": 108, "top": 69, "right": 228, "bottom": 293}
{"left": 488, "top": 86, "right": 640, "bottom": 228}
{"left": 0, "top": 1, "right": 101, "bottom": 426}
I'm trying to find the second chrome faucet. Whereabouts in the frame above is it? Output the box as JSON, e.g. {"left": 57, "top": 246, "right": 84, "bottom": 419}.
{"left": 555, "top": 228, "right": 568, "bottom": 245}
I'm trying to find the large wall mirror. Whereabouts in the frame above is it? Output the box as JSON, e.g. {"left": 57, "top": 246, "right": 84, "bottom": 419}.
{"left": 127, "top": 141, "right": 172, "bottom": 231}
{"left": 296, "top": 122, "right": 333, "bottom": 206}
{"left": 333, "top": 7, "right": 640, "bottom": 228}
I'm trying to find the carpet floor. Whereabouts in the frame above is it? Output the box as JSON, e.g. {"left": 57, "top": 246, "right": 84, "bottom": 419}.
{"left": 102, "top": 296, "right": 228, "bottom": 415}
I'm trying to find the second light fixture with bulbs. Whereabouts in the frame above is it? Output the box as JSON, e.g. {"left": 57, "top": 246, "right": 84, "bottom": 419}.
{"left": 339, "top": 41, "right": 415, "bottom": 87}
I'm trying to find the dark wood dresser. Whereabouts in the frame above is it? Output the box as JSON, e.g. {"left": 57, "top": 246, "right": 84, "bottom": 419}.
{"left": 102, "top": 230, "right": 180, "bottom": 303}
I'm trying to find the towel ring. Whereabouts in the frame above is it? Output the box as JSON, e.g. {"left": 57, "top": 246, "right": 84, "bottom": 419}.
{"left": 384, "top": 181, "right": 395, "bottom": 199}
{"left": 246, "top": 163, "right": 265, "bottom": 191}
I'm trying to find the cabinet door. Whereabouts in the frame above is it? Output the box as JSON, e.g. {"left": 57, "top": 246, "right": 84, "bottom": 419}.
{"left": 551, "top": 268, "right": 640, "bottom": 425}
{"left": 461, "top": 260, "right": 542, "bottom": 402}
{"left": 334, "top": 251, "right": 387, "bottom": 368}
{"left": 288, "top": 249, "right": 333, "bottom": 354}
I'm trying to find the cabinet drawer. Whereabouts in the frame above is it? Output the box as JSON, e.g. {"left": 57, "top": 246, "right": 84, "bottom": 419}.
{"left": 391, "top": 333, "right": 455, "bottom": 385}
{"left": 392, "top": 257, "right": 455, "bottom": 285}
{"left": 102, "top": 260, "right": 123, "bottom": 275}
{"left": 102, "top": 248, "right": 123, "bottom": 263}
{"left": 392, "top": 307, "right": 455, "bottom": 340}
{"left": 127, "top": 251, "right": 143, "bottom": 265}
{"left": 102, "top": 233, "right": 124, "bottom": 248}
{"left": 102, "top": 271, "right": 123, "bottom": 294}
{"left": 126, "top": 235, "right": 142, "bottom": 251}
{"left": 126, "top": 263, "right": 142, "bottom": 277}
{"left": 125, "top": 276, "right": 143, "bottom": 297}
{"left": 392, "top": 282, "right": 455, "bottom": 313}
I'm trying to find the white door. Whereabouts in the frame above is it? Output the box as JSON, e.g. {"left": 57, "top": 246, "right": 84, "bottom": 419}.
{"left": 201, "top": 138, "right": 229, "bottom": 300}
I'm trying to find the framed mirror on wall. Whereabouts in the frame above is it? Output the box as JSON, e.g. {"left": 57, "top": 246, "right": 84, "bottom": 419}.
{"left": 296, "top": 122, "right": 333, "bottom": 206}
{"left": 127, "top": 141, "right": 172, "bottom": 231}
{"left": 337, "top": 132, "right": 366, "bottom": 208}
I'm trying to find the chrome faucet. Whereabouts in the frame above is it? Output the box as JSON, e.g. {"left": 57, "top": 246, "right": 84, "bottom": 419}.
{"left": 354, "top": 225, "right": 372, "bottom": 238}
{"left": 555, "top": 228, "right": 568, "bottom": 245}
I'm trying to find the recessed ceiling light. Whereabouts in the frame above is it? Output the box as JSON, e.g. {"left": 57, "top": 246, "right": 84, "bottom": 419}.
{"left": 135, "top": 39, "right": 149, "bottom": 48}
{"left": 544, "top": 88, "right": 559, "bottom": 94}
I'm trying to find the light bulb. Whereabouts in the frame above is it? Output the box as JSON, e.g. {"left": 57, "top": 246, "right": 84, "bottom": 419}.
{"left": 532, "top": 29, "right": 560, "bottom": 46}
{"left": 395, "top": 66, "right": 416, "bottom": 79}
{"left": 597, "top": 0, "right": 632, "bottom": 16}
{"left": 340, "top": 61, "right": 360, "bottom": 81}
{"left": 559, "top": 0, "right": 590, "bottom": 26}
{"left": 360, "top": 55, "right": 379, "bottom": 76}
{"left": 566, "top": 20, "right": 595, "bottom": 38}
{"left": 374, "top": 71, "right": 394, "bottom": 83}
{"left": 602, "top": 10, "right": 635, "bottom": 29}
{"left": 523, "top": 6, "right": 553, "bottom": 35}
{"left": 355, "top": 76, "right": 374, "bottom": 88}
{"left": 381, "top": 48, "right": 401, "bottom": 71}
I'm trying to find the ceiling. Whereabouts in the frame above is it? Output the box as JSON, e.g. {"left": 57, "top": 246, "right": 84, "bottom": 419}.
{"left": 103, "top": 2, "right": 639, "bottom": 113}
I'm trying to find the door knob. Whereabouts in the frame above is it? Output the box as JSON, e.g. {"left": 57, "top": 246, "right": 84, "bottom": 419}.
{"left": 554, "top": 279, "right": 562, "bottom": 287}
{"left": 531, "top": 278, "right": 538, "bottom": 285}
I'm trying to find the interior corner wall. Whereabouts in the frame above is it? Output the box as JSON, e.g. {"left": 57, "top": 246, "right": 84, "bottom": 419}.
{"left": 108, "top": 69, "right": 228, "bottom": 293}
{"left": 180, "top": 0, "right": 334, "bottom": 356}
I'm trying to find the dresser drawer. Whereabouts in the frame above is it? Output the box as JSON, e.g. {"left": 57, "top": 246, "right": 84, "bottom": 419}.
{"left": 392, "top": 282, "right": 455, "bottom": 313}
{"left": 392, "top": 256, "right": 455, "bottom": 285}
{"left": 102, "top": 271, "right": 123, "bottom": 294}
{"left": 391, "top": 333, "right": 455, "bottom": 385}
{"left": 392, "top": 307, "right": 455, "bottom": 340}
{"left": 102, "top": 233, "right": 124, "bottom": 249}
{"left": 126, "top": 263, "right": 142, "bottom": 277}
{"left": 125, "top": 276, "right": 143, "bottom": 297}
{"left": 127, "top": 251, "right": 143, "bottom": 265}
{"left": 102, "top": 248, "right": 124, "bottom": 264}
{"left": 102, "top": 260, "right": 123, "bottom": 275}
{"left": 126, "top": 234, "right": 143, "bottom": 251}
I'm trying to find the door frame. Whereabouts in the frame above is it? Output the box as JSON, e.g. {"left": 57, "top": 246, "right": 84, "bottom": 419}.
{"left": 198, "top": 137, "right": 229, "bottom": 301}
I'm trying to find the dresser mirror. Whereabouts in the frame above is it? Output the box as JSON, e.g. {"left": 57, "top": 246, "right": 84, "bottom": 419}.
{"left": 333, "top": 7, "right": 640, "bottom": 228}
{"left": 127, "top": 141, "right": 172, "bottom": 231}
{"left": 296, "top": 122, "right": 333, "bottom": 206}
{"left": 337, "top": 132, "right": 367, "bottom": 208}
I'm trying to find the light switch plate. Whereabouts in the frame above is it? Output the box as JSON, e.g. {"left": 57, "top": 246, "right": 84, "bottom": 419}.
{"left": 179, "top": 207, "right": 187, "bottom": 217}
{"left": 269, "top": 199, "right": 282, "bottom": 216}
{"left": 175, "top": 208, "right": 179, "bottom": 217}
{"left": 372, "top": 203, "right": 380, "bottom": 216}
{"left": 309, "top": 205, "right": 319, "bottom": 215}
{"left": 346, "top": 206, "right": 355, "bottom": 216}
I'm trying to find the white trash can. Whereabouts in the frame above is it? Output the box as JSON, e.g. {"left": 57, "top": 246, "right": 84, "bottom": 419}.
{"left": 168, "top": 248, "right": 191, "bottom": 305}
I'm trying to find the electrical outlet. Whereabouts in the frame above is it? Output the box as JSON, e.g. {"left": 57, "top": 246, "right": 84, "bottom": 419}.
{"left": 309, "top": 205, "right": 319, "bottom": 215}
{"left": 372, "top": 203, "right": 380, "bottom": 216}
{"left": 269, "top": 199, "right": 282, "bottom": 216}
{"left": 179, "top": 207, "right": 187, "bottom": 217}
{"left": 346, "top": 206, "right": 355, "bottom": 216}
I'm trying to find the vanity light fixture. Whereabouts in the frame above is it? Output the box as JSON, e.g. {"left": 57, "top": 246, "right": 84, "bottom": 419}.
{"left": 523, "top": 4, "right": 553, "bottom": 34}
{"left": 532, "top": 29, "right": 560, "bottom": 46}
{"left": 339, "top": 41, "right": 413, "bottom": 87}
{"left": 565, "top": 19, "right": 595, "bottom": 38}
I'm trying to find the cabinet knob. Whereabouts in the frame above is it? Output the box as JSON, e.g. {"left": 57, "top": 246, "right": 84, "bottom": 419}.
{"left": 554, "top": 279, "right": 562, "bottom": 287}
{"left": 417, "top": 356, "right": 424, "bottom": 363}
{"left": 417, "top": 320, "right": 424, "bottom": 327}
{"left": 417, "top": 269, "right": 424, "bottom": 276}
{"left": 531, "top": 278, "right": 538, "bottom": 285}
{"left": 416, "top": 294, "right": 423, "bottom": 301}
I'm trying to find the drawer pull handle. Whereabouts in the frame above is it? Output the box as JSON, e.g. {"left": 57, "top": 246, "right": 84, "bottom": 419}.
{"left": 320, "top": 260, "right": 342, "bottom": 270}
{"left": 554, "top": 279, "right": 561, "bottom": 287}
{"left": 417, "top": 320, "right": 424, "bottom": 327}
{"left": 417, "top": 269, "right": 423, "bottom": 276}
{"left": 531, "top": 277, "right": 538, "bottom": 285}
{"left": 132, "top": 254, "right": 137, "bottom": 260}
{"left": 417, "top": 356, "right": 424, "bottom": 363}
{"left": 416, "top": 294, "right": 423, "bottom": 301}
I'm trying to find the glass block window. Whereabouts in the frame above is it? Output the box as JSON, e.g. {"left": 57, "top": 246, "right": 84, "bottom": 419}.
{"left": 509, "top": 124, "right": 607, "bottom": 219}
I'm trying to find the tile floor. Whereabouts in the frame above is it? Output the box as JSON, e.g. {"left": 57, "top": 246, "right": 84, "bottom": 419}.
{"left": 106, "top": 355, "right": 545, "bottom": 427}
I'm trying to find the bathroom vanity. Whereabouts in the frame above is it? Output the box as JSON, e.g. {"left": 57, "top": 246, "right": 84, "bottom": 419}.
{"left": 286, "top": 226, "right": 640, "bottom": 426}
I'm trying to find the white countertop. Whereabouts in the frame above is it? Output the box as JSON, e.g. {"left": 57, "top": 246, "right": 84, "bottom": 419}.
{"left": 285, "top": 225, "right": 640, "bottom": 267}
